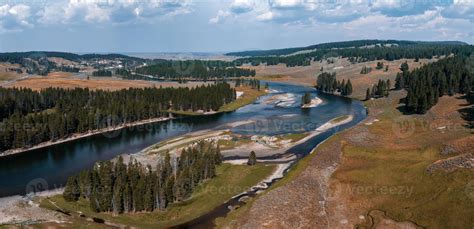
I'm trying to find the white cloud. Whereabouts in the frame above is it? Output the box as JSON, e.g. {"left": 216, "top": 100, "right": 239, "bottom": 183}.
{"left": 442, "top": 0, "right": 474, "bottom": 22}
{"left": 37, "top": 0, "right": 193, "bottom": 25}
{"left": 270, "top": 0, "right": 304, "bottom": 8}
{"left": 230, "top": 0, "right": 254, "bottom": 14}
{"left": 209, "top": 10, "right": 231, "bottom": 24}
{"left": 257, "top": 11, "right": 276, "bottom": 21}
{"left": 0, "top": 4, "right": 32, "bottom": 32}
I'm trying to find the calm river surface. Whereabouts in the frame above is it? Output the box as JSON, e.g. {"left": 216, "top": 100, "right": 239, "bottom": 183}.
{"left": 0, "top": 82, "right": 366, "bottom": 197}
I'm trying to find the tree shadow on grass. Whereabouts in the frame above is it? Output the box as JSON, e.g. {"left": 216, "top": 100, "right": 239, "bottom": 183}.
{"left": 457, "top": 94, "right": 474, "bottom": 129}
{"left": 395, "top": 96, "right": 417, "bottom": 115}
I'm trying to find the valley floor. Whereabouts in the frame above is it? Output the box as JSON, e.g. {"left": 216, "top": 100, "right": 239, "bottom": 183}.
{"left": 218, "top": 90, "right": 473, "bottom": 228}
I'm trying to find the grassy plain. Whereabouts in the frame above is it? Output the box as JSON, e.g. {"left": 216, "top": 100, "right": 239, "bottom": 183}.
{"left": 4, "top": 72, "right": 213, "bottom": 91}
{"left": 249, "top": 58, "right": 436, "bottom": 100}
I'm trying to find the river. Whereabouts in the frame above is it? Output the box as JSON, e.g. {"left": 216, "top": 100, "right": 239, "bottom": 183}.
{"left": 0, "top": 81, "right": 366, "bottom": 200}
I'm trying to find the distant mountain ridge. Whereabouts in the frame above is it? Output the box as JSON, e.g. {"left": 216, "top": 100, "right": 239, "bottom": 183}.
{"left": 0, "top": 51, "right": 143, "bottom": 62}
{"left": 226, "top": 40, "right": 468, "bottom": 57}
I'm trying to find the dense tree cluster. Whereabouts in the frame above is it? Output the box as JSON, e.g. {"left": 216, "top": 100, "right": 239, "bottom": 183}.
{"left": 63, "top": 141, "right": 223, "bottom": 213}
{"left": 0, "top": 83, "right": 235, "bottom": 151}
{"left": 366, "top": 79, "right": 391, "bottom": 100}
{"left": 315, "top": 72, "right": 352, "bottom": 96}
{"left": 360, "top": 66, "right": 372, "bottom": 74}
{"left": 395, "top": 56, "right": 473, "bottom": 114}
{"left": 92, "top": 69, "right": 113, "bottom": 77}
{"left": 115, "top": 69, "right": 131, "bottom": 77}
{"left": 234, "top": 78, "right": 261, "bottom": 90}
{"left": 376, "top": 62, "right": 384, "bottom": 70}
{"left": 226, "top": 40, "right": 466, "bottom": 57}
{"left": 135, "top": 60, "right": 256, "bottom": 80}
{"left": 57, "top": 66, "right": 80, "bottom": 73}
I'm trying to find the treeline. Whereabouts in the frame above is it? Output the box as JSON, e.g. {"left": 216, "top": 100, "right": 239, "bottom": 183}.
{"left": 135, "top": 60, "right": 256, "bottom": 80}
{"left": 0, "top": 52, "right": 143, "bottom": 75}
{"left": 115, "top": 69, "right": 131, "bottom": 77}
{"left": 226, "top": 40, "right": 466, "bottom": 57}
{"left": 92, "top": 69, "right": 112, "bottom": 77}
{"left": 0, "top": 83, "right": 235, "bottom": 151}
{"left": 63, "top": 141, "right": 223, "bottom": 213}
{"left": 395, "top": 56, "right": 473, "bottom": 114}
{"left": 235, "top": 78, "right": 261, "bottom": 90}
{"left": 233, "top": 44, "right": 474, "bottom": 67}
{"left": 316, "top": 72, "right": 353, "bottom": 96}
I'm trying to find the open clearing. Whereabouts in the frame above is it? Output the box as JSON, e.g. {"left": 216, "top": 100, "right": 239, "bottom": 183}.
{"left": 3, "top": 72, "right": 214, "bottom": 91}
{"left": 219, "top": 90, "right": 473, "bottom": 228}
{"left": 0, "top": 63, "right": 24, "bottom": 82}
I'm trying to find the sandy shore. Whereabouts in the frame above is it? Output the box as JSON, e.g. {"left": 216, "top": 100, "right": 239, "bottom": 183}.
{"left": 293, "top": 115, "right": 353, "bottom": 149}
{"left": 0, "top": 189, "right": 65, "bottom": 225}
{"left": 301, "top": 97, "right": 323, "bottom": 108}
{"left": 0, "top": 117, "right": 172, "bottom": 158}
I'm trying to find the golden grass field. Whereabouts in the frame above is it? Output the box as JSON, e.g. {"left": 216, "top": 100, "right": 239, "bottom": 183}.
{"left": 249, "top": 58, "right": 437, "bottom": 100}
{"left": 0, "top": 63, "right": 23, "bottom": 82}
{"left": 4, "top": 72, "right": 213, "bottom": 91}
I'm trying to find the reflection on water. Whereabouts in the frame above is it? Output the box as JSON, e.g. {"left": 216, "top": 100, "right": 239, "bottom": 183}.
{"left": 0, "top": 82, "right": 366, "bottom": 197}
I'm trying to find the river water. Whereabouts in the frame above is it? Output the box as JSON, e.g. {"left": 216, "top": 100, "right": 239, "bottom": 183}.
{"left": 0, "top": 82, "right": 366, "bottom": 200}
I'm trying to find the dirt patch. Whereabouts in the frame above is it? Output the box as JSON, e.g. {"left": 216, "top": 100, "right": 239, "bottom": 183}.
{"left": 47, "top": 57, "right": 77, "bottom": 66}
{"left": 233, "top": 137, "right": 355, "bottom": 228}
{"left": 0, "top": 62, "right": 24, "bottom": 82}
{"left": 426, "top": 153, "right": 474, "bottom": 173}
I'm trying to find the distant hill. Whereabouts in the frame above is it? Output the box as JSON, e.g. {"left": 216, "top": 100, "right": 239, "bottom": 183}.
{"left": 226, "top": 40, "right": 468, "bottom": 57}
{"left": 0, "top": 51, "right": 143, "bottom": 62}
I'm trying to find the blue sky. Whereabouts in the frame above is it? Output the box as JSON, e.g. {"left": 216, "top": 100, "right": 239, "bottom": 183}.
{"left": 0, "top": 0, "right": 473, "bottom": 53}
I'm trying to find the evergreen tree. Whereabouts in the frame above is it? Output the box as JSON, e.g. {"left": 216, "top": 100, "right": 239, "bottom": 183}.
{"left": 248, "top": 151, "right": 257, "bottom": 166}
{"left": 63, "top": 175, "right": 80, "bottom": 201}
{"left": 302, "top": 92, "right": 312, "bottom": 105}
{"left": 365, "top": 88, "right": 371, "bottom": 101}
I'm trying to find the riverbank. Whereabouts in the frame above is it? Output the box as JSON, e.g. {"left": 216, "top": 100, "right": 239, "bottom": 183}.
{"left": 35, "top": 164, "right": 276, "bottom": 228}
{"left": 0, "top": 81, "right": 367, "bottom": 228}
{"left": 223, "top": 90, "right": 474, "bottom": 228}
{"left": 167, "top": 86, "right": 268, "bottom": 116}
{"left": 0, "top": 86, "right": 266, "bottom": 158}
{"left": 0, "top": 117, "right": 172, "bottom": 158}
{"left": 0, "top": 189, "right": 64, "bottom": 226}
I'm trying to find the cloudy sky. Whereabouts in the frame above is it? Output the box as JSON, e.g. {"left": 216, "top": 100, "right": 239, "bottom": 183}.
{"left": 0, "top": 0, "right": 473, "bottom": 53}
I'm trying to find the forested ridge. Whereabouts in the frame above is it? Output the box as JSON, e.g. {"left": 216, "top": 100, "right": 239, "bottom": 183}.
{"left": 0, "top": 83, "right": 235, "bottom": 152}
{"left": 233, "top": 44, "right": 474, "bottom": 67}
{"left": 135, "top": 60, "right": 255, "bottom": 80}
{"left": 395, "top": 56, "right": 473, "bottom": 114}
{"left": 63, "top": 141, "right": 223, "bottom": 213}
{"left": 226, "top": 40, "right": 467, "bottom": 57}
{"left": 0, "top": 52, "right": 143, "bottom": 76}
